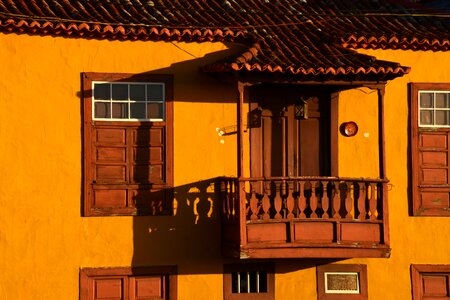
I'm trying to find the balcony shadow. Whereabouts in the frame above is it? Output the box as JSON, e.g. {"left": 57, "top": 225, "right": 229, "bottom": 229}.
{"left": 131, "top": 178, "right": 222, "bottom": 275}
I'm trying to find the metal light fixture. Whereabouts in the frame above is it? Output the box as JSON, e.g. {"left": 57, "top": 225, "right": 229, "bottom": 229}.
{"left": 295, "top": 99, "right": 308, "bottom": 119}
{"left": 340, "top": 121, "right": 359, "bottom": 137}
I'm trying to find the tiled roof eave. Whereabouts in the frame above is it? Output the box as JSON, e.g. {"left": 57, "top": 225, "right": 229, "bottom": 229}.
{"left": 341, "top": 35, "right": 450, "bottom": 52}
{"left": 204, "top": 62, "right": 411, "bottom": 77}
{"left": 0, "top": 18, "right": 245, "bottom": 42}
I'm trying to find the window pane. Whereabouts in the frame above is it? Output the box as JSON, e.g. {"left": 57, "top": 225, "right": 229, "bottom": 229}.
{"left": 249, "top": 271, "right": 257, "bottom": 293}
{"left": 239, "top": 272, "right": 248, "bottom": 293}
{"left": 112, "top": 84, "right": 128, "bottom": 100}
{"left": 112, "top": 103, "right": 128, "bottom": 118}
{"left": 420, "top": 110, "right": 433, "bottom": 125}
{"left": 231, "top": 273, "right": 238, "bottom": 293}
{"left": 147, "top": 84, "right": 164, "bottom": 102}
{"left": 130, "top": 84, "right": 146, "bottom": 101}
{"left": 435, "top": 93, "right": 450, "bottom": 108}
{"left": 436, "top": 110, "right": 450, "bottom": 126}
{"left": 147, "top": 103, "right": 163, "bottom": 119}
{"left": 131, "top": 103, "right": 146, "bottom": 119}
{"left": 258, "top": 271, "right": 267, "bottom": 292}
{"left": 420, "top": 93, "right": 433, "bottom": 108}
{"left": 94, "top": 102, "right": 111, "bottom": 118}
{"left": 94, "top": 83, "right": 111, "bottom": 100}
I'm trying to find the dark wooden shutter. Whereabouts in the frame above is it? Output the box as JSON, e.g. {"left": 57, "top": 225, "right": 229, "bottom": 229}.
{"left": 410, "top": 83, "right": 450, "bottom": 216}
{"left": 83, "top": 73, "right": 173, "bottom": 216}
{"left": 415, "top": 131, "right": 450, "bottom": 213}
{"left": 83, "top": 274, "right": 167, "bottom": 300}
{"left": 411, "top": 265, "right": 450, "bottom": 300}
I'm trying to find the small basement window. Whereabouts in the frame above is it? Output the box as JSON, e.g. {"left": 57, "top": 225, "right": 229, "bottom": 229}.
{"left": 224, "top": 264, "right": 274, "bottom": 300}
{"left": 232, "top": 270, "right": 268, "bottom": 293}
{"left": 317, "top": 264, "right": 368, "bottom": 300}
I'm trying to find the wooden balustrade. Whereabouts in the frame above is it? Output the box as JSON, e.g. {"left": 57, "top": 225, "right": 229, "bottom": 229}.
{"left": 219, "top": 176, "right": 390, "bottom": 258}
{"left": 220, "top": 177, "right": 385, "bottom": 222}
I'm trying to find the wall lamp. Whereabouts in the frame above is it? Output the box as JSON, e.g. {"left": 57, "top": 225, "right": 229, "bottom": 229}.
{"left": 340, "top": 121, "right": 358, "bottom": 137}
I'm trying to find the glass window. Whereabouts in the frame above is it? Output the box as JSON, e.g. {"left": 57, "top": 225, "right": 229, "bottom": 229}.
{"left": 92, "top": 82, "right": 165, "bottom": 121}
{"left": 419, "top": 91, "right": 450, "bottom": 127}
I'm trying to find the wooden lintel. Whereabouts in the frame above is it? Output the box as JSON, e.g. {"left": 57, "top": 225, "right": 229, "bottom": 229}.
{"left": 239, "top": 246, "right": 391, "bottom": 259}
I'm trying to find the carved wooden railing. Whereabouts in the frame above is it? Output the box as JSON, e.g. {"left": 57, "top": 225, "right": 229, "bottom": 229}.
{"left": 220, "top": 176, "right": 390, "bottom": 258}
{"left": 220, "top": 176, "right": 386, "bottom": 222}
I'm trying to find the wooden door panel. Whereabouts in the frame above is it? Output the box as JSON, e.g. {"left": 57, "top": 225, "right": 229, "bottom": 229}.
{"left": 91, "top": 277, "right": 125, "bottom": 300}
{"left": 420, "top": 151, "right": 448, "bottom": 166}
{"left": 422, "top": 275, "right": 449, "bottom": 297}
{"left": 299, "top": 118, "right": 320, "bottom": 176}
{"left": 96, "top": 128, "right": 127, "bottom": 145}
{"left": 130, "top": 276, "right": 165, "bottom": 300}
{"left": 420, "top": 189, "right": 450, "bottom": 209}
{"left": 249, "top": 87, "right": 329, "bottom": 179}
{"left": 96, "top": 147, "right": 127, "bottom": 162}
{"left": 421, "top": 168, "right": 448, "bottom": 184}
{"left": 133, "top": 127, "right": 164, "bottom": 145}
{"left": 93, "top": 189, "right": 127, "bottom": 208}
{"left": 96, "top": 165, "right": 127, "bottom": 181}
{"left": 420, "top": 133, "right": 447, "bottom": 149}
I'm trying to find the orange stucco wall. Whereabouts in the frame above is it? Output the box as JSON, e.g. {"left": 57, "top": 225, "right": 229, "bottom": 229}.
{"left": 0, "top": 31, "right": 449, "bottom": 300}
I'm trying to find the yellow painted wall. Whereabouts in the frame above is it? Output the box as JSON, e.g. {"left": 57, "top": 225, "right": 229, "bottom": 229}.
{"left": 0, "top": 32, "right": 236, "bottom": 299}
{"left": 0, "top": 30, "right": 449, "bottom": 300}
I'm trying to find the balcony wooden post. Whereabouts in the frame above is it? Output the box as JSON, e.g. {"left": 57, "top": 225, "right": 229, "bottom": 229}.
{"left": 237, "top": 81, "right": 247, "bottom": 247}
{"left": 378, "top": 86, "right": 390, "bottom": 247}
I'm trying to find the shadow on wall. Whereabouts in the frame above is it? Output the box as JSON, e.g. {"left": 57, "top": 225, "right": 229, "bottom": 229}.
{"left": 130, "top": 178, "right": 341, "bottom": 275}
{"left": 79, "top": 46, "right": 343, "bottom": 276}
{"left": 131, "top": 178, "right": 224, "bottom": 274}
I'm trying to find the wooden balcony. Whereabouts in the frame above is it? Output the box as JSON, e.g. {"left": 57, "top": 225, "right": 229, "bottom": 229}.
{"left": 219, "top": 177, "right": 390, "bottom": 259}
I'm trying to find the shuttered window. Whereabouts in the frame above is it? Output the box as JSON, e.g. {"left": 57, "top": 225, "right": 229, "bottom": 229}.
{"left": 410, "top": 83, "right": 450, "bottom": 216}
{"left": 83, "top": 73, "right": 173, "bottom": 216}
{"left": 411, "top": 265, "right": 450, "bottom": 300}
{"left": 80, "top": 266, "right": 177, "bottom": 300}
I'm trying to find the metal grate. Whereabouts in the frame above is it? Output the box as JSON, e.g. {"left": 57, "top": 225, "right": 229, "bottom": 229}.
{"left": 231, "top": 271, "right": 268, "bottom": 294}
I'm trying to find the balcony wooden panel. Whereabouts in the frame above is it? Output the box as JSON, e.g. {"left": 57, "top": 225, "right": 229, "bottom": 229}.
{"left": 220, "top": 177, "right": 390, "bottom": 259}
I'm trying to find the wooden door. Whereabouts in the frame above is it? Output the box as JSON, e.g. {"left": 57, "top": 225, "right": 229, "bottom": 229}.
{"left": 250, "top": 86, "right": 330, "bottom": 179}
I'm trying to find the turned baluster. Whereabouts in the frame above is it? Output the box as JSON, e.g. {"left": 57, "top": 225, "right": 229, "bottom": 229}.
{"left": 369, "top": 182, "right": 377, "bottom": 220}
{"left": 220, "top": 181, "right": 226, "bottom": 216}
{"left": 286, "top": 181, "right": 295, "bottom": 219}
{"left": 274, "top": 181, "right": 283, "bottom": 219}
{"left": 357, "top": 182, "right": 366, "bottom": 220}
{"left": 344, "top": 182, "right": 353, "bottom": 219}
{"left": 228, "top": 181, "right": 234, "bottom": 217}
{"left": 298, "top": 181, "right": 306, "bottom": 218}
{"left": 330, "top": 181, "right": 340, "bottom": 219}
{"left": 262, "top": 181, "right": 271, "bottom": 220}
{"left": 227, "top": 181, "right": 236, "bottom": 217}
{"left": 249, "top": 187, "right": 259, "bottom": 221}
{"left": 322, "top": 181, "right": 329, "bottom": 219}
{"left": 310, "top": 181, "right": 318, "bottom": 218}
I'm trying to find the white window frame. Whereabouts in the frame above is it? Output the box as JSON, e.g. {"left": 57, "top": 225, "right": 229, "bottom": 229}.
{"left": 418, "top": 90, "right": 450, "bottom": 128}
{"left": 92, "top": 81, "right": 165, "bottom": 122}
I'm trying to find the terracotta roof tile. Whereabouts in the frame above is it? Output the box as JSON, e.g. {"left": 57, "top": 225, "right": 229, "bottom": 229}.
{"left": 0, "top": 0, "right": 448, "bottom": 81}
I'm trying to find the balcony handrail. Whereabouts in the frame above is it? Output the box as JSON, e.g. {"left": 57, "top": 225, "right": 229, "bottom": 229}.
{"left": 236, "top": 176, "right": 388, "bottom": 183}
